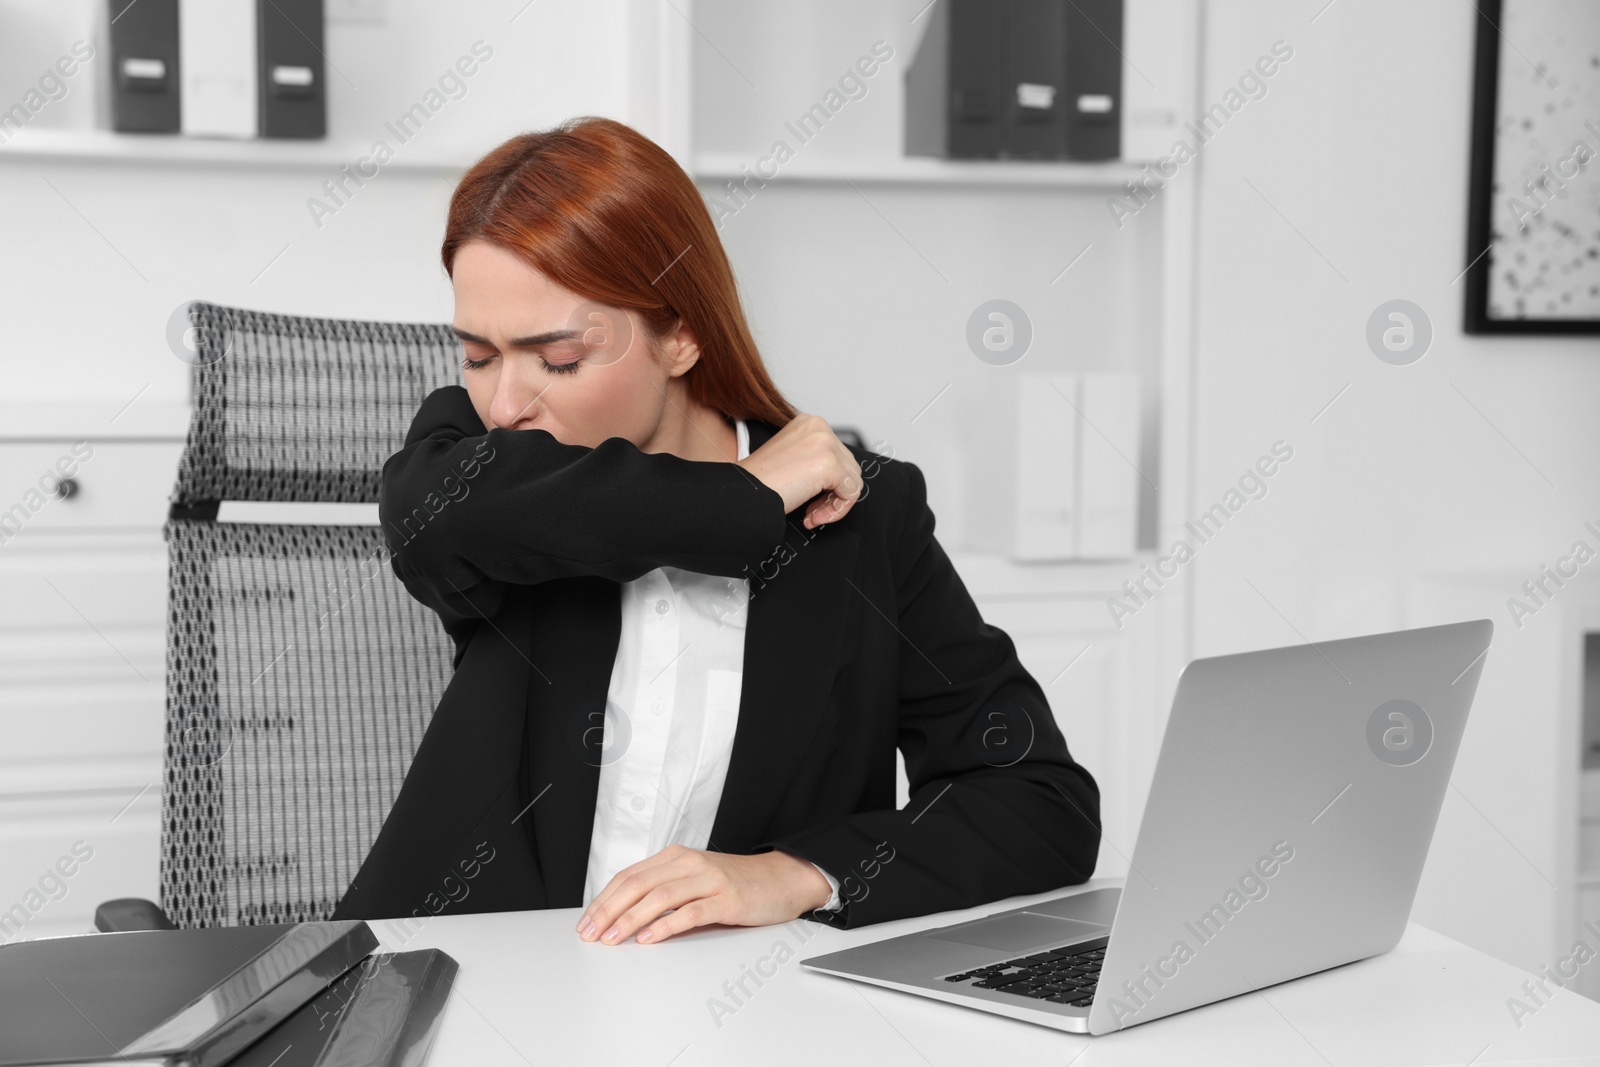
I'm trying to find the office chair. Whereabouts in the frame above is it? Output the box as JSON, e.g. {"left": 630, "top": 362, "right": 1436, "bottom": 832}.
{"left": 92, "top": 300, "right": 873, "bottom": 932}
{"left": 95, "top": 300, "right": 462, "bottom": 931}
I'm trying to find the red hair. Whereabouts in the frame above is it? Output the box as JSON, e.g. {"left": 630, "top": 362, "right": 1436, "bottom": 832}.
{"left": 441, "top": 116, "right": 797, "bottom": 428}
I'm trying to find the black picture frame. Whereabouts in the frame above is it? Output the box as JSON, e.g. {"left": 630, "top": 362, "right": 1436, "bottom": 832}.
{"left": 1463, "top": 0, "right": 1600, "bottom": 334}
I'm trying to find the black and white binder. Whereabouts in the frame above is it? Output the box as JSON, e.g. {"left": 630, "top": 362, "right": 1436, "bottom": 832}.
{"left": 257, "top": 0, "right": 326, "bottom": 139}
{"left": 107, "top": 0, "right": 181, "bottom": 133}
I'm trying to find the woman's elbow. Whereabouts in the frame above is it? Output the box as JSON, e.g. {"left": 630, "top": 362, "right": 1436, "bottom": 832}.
{"left": 1046, "top": 762, "right": 1102, "bottom": 882}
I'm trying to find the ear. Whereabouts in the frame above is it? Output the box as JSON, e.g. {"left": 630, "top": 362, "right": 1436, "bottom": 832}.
{"left": 658, "top": 318, "right": 702, "bottom": 378}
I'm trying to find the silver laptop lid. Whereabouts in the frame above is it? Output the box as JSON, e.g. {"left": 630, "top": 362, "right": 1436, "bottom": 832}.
{"left": 1088, "top": 618, "right": 1492, "bottom": 1034}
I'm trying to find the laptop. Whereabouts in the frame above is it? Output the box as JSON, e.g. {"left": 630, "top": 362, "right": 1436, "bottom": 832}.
{"left": 800, "top": 619, "right": 1493, "bottom": 1035}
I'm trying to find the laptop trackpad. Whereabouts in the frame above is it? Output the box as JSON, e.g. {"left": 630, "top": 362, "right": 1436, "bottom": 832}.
{"left": 927, "top": 913, "right": 1110, "bottom": 953}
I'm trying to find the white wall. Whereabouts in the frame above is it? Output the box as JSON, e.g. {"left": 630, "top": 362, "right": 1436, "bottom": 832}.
{"left": 1190, "top": 0, "right": 1600, "bottom": 978}
{"left": 1190, "top": 0, "right": 1600, "bottom": 651}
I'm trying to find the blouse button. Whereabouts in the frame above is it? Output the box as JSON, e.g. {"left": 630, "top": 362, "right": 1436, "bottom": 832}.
{"left": 631, "top": 795, "right": 645, "bottom": 812}
{"left": 655, "top": 599, "right": 669, "bottom": 615}
{"left": 651, "top": 698, "right": 664, "bottom": 715}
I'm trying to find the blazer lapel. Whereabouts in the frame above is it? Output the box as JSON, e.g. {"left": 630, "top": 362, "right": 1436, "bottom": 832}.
{"left": 707, "top": 418, "right": 860, "bottom": 852}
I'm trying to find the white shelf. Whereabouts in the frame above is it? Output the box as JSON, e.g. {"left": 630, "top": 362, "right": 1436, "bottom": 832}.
{"left": 691, "top": 151, "right": 1148, "bottom": 189}
{"left": 0, "top": 127, "right": 476, "bottom": 174}
{"left": 0, "top": 134, "right": 1151, "bottom": 188}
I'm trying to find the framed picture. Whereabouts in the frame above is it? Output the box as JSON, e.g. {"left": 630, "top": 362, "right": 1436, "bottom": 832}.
{"left": 1464, "top": 0, "right": 1600, "bottom": 333}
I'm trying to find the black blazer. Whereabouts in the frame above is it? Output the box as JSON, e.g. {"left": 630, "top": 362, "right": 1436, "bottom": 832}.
{"left": 332, "top": 385, "right": 1100, "bottom": 929}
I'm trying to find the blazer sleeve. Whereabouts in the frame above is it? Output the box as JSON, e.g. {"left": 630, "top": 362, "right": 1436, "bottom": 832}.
{"left": 380, "top": 385, "right": 787, "bottom": 644}
{"left": 761, "top": 460, "right": 1102, "bottom": 928}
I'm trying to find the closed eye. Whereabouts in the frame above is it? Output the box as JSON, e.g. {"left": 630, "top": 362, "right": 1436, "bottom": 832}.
{"left": 453, "top": 325, "right": 586, "bottom": 376}
{"left": 459, "top": 352, "right": 582, "bottom": 375}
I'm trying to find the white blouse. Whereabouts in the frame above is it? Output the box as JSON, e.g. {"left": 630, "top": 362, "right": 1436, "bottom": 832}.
{"left": 581, "top": 418, "right": 842, "bottom": 913}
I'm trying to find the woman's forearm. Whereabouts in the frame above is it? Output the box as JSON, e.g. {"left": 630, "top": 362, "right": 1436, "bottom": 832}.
{"left": 380, "top": 385, "right": 787, "bottom": 591}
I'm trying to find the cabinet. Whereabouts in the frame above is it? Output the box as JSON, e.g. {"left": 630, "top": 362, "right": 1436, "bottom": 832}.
{"left": 0, "top": 417, "right": 185, "bottom": 942}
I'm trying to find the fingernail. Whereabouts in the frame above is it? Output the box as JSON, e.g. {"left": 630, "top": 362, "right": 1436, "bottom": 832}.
{"left": 575, "top": 914, "right": 587, "bottom": 933}
{"left": 602, "top": 926, "right": 620, "bottom": 944}
{"left": 637, "top": 930, "right": 653, "bottom": 943}
{"left": 579, "top": 919, "right": 596, "bottom": 939}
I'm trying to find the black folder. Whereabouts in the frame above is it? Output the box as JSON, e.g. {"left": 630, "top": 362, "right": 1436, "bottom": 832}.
{"left": 947, "top": 0, "right": 1007, "bottom": 159}
{"left": 256, "top": 0, "right": 327, "bottom": 138}
{"left": 107, "top": 0, "right": 181, "bottom": 133}
{"left": 1005, "top": 0, "right": 1067, "bottom": 159}
{"left": 228, "top": 950, "right": 459, "bottom": 1067}
{"left": 0, "top": 920, "right": 376, "bottom": 1067}
{"left": 1063, "top": 0, "right": 1123, "bottom": 160}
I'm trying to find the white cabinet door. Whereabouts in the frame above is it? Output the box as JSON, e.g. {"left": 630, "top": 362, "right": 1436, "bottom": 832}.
{"left": 0, "top": 439, "right": 178, "bottom": 941}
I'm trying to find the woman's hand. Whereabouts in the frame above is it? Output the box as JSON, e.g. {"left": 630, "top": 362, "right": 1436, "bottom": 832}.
{"left": 737, "top": 413, "right": 863, "bottom": 529}
{"left": 575, "top": 844, "right": 832, "bottom": 945}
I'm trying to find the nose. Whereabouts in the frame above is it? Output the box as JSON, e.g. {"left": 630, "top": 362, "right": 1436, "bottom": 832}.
{"left": 489, "top": 381, "right": 547, "bottom": 431}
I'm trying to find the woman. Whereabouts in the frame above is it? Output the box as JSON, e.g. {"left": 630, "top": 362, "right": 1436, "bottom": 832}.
{"left": 332, "top": 116, "right": 1101, "bottom": 946}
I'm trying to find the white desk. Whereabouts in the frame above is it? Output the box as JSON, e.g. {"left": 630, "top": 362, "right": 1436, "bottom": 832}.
{"left": 372, "top": 877, "right": 1600, "bottom": 1066}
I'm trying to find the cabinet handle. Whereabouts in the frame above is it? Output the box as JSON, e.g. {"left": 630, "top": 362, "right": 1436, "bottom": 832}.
{"left": 53, "top": 477, "right": 79, "bottom": 501}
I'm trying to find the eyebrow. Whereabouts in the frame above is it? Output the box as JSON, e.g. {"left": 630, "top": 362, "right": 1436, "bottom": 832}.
{"left": 451, "top": 325, "right": 581, "bottom": 348}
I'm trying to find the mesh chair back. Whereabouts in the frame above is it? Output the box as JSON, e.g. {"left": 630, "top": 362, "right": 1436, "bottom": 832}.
{"left": 161, "top": 301, "right": 462, "bottom": 927}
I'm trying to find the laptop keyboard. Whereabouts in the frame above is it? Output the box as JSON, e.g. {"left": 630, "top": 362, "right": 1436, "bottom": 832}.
{"left": 940, "top": 937, "right": 1106, "bottom": 1008}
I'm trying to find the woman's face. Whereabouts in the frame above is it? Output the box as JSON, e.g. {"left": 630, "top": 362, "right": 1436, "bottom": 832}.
{"left": 449, "top": 239, "right": 695, "bottom": 448}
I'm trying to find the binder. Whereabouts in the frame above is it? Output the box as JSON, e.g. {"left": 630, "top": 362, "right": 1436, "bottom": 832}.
{"left": 1005, "top": 0, "right": 1067, "bottom": 159}
{"left": 1063, "top": 0, "right": 1123, "bottom": 160}
{"left": 228, "top": 950, "right": 459, "bottom": 1067}
{"left": 106, "top": 0, "right": 181, "bottom": 133}
{"left": 1075, "top": 373, "right": 1140, "bottom": 556}
{"left": 946, "top": 0, "right": 1007, "bottom": 159}
{"left": 905, "top": 0, "right": 1007, "bottom": 159}
{"left": 179, "top": 0, "right": 257, "bottom": 137}
{"left": 965, "top": 371, "right": 1141, "bottom": 560}
{"left": 904, "top": 0, "right": 1125, "bottom": 161}
{"left": 257, "top": 0, "right": 327, "bottom": 139}
{"left": 965, "top": 371, "right": 1079, "bottom": 560}
{"left": 0, "top": 920, "right": 377, "bottom": 1067}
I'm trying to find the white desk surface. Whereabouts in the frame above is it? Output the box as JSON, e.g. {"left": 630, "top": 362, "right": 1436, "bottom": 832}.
{"left": 371, "top": 877, "right": 1600, "bottom": 1066}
